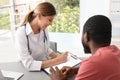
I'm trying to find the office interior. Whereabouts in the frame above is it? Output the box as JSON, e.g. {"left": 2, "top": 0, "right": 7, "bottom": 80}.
{"left": 0, "top": 0, "right": 120, "bottom": 62}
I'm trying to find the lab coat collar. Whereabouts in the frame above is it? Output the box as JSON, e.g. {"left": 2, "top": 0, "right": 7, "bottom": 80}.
{"left": 25, "top": 22, "right": 33, "bottom": 35}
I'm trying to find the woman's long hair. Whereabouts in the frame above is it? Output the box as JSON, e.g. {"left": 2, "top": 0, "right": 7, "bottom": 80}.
{"left": 20, "top": 2, "right": 56, "bottom": 26}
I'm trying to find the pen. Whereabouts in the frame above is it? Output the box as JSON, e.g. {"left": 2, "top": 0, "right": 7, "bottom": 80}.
{"left": 71, "top": 55, "right": 77, "bottom": 60}
{"left": 69, "top": 52, "right": 78, "bottom": 60}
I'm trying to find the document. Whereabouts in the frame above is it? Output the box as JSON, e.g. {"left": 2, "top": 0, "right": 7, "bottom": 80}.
{"left": 1, "top": 70, "right": 24, "bottom": 80}
{"left": 44, "top": 53, "right": 82, "bottom": 74}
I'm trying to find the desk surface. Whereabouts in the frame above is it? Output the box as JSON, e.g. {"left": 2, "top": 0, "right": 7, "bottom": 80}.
{"left": 0, "top": 62, "right": 77, "bottom": 80}
{"left": 0, "top": 62, "right": 50, "bottom": 80}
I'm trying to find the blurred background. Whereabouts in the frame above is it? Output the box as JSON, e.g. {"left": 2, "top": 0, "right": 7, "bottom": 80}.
{"left": 0, "top": 0, "right": 120, "bottom": 62}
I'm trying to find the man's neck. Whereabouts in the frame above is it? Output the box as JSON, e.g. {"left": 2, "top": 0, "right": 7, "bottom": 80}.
{"left": 89, "top": 41, "right": 109, "bottom": 55}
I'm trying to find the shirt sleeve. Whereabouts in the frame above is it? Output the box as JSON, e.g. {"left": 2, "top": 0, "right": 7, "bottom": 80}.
{"left": 15, "top": 27, "right": 42, "bottom": 71}
{"left": 75, "top": 59, "right": 99, "bottom": 80}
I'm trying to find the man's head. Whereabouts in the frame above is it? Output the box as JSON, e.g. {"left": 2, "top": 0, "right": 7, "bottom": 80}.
{"left": 82, "top": 15, "right": 112, "bottom": 53}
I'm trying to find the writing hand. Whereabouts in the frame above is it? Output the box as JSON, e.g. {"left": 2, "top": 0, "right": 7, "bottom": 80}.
{"left": 56, "top": 51, "right": 68, "bottom": 63}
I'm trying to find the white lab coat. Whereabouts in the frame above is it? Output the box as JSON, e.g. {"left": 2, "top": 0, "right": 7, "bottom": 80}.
{"left": 15, "top": 22, "right": 53, "bottom": 71}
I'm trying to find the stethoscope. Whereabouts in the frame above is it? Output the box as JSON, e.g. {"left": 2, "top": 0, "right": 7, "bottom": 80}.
{"left": 25, "top": 24, "right": 47, "bottom": 55}
{"left": 43, "top": 30, "right": 47, "bottom": 43}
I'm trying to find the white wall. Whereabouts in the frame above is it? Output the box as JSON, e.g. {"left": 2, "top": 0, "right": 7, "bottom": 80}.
{"left": 80, "top": 0, "right": 110, "bottom": 36}
{"left": 79, "top": 0, "right": 110, "bottom": 54}
{"left": 110, "top": 0, "right": 120, "bottom": 37}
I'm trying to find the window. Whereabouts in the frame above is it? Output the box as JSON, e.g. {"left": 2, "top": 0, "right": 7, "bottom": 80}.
{"left": 0, "top": 0, "right": 10, "bottom": 30}
{"left": 47, "top": 0, "right": 80, "bottom": 33}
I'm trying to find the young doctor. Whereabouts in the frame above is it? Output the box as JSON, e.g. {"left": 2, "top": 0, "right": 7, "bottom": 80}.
{"left": 15, "top": 2, "right": 68, "bottom": 71}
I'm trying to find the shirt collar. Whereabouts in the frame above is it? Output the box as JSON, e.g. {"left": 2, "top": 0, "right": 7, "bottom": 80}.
{"left": 25, "top": 22, "right": 33, "bottom": 35}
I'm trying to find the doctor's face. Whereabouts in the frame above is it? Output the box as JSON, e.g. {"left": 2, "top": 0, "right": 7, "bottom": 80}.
{"left": 38, "top": 15, "right": 55, "bottom": 30}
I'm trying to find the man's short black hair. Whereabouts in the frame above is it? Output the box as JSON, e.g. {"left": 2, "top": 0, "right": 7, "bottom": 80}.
{"left": 83, "top": 15, "right": 112, "bottom": 45}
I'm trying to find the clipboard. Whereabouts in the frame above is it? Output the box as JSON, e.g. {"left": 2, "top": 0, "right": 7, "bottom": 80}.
{"left": 43, "top": 53, "right": 82, "bottom": 74}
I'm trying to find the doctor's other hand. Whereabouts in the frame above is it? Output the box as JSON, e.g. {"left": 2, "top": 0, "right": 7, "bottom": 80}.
{"left": 56, "top": 51, "right": 68, "bottom": 64}
{"left": 50, "top": 66, "right": 67, "bottom": 80}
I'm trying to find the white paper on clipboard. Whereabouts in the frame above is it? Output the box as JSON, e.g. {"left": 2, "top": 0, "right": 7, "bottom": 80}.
{"left": 44, "top": 53, "right": 82, "bottom": 74}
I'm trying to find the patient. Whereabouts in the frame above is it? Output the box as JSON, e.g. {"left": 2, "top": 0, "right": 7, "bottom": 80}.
{"left": 50, "top": 15, "right": 120, "bottom": 80}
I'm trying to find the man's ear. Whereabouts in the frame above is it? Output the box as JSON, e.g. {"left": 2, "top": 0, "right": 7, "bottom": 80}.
{"left": 83, "top": 32, "right": 89, "bottom": 43}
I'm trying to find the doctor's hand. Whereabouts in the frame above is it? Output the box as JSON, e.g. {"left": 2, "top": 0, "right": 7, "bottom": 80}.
{"left": 50, "top": 66, "right": 67, "bottom": 80}
{"left": 56, "top": 51, "right": 68, "bottom": 64}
